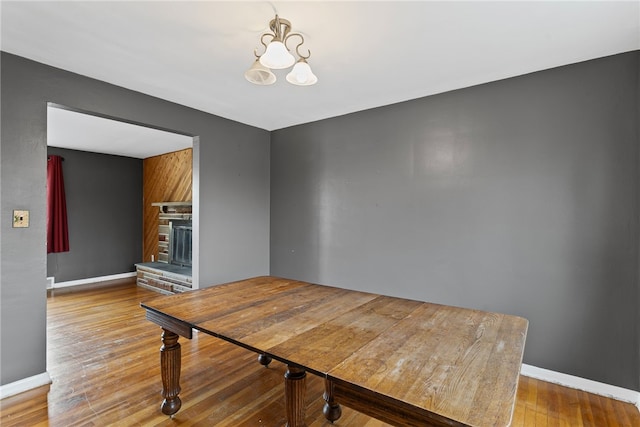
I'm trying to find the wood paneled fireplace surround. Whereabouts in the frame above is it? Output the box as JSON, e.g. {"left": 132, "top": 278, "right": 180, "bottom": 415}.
{"left": 136, "top": 202, "right": 192, "bottom": 294}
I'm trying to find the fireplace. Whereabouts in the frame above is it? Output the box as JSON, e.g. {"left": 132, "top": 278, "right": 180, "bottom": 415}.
{"left": 169, "top": 219, "right": 192, "bottom": 267}
{"left": 136, "top": 201, "right": 193, "bottom": 294}
{"left": 153, "top": 201, "right": 192, "bottom": 267}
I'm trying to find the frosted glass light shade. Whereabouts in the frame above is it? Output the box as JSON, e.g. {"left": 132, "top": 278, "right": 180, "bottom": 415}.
{"left": 259, "top": 41, "right": 295, "bottom": 69}
{"left": 286, "top": 60, "right": 318, "bottom": 86}
{"left": 244, "top": 59, "right": 276, "bottom": 85}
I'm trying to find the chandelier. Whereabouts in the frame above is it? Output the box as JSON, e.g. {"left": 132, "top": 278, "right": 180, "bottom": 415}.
{"left": 244, "top": 15, "right": 317, "bottom": 86}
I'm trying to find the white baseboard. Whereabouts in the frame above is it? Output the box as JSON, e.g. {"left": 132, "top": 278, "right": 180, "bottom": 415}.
{"left": 51, "top": 272, "right": 136, "bottom": 288}
{"left": 0, "top": 372, "right": 51, "bottom": 400}
{"left": 521, "top": 363, "right": 640, "bottom": 412}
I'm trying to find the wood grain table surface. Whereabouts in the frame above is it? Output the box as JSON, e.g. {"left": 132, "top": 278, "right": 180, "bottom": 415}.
{"left": 141, "top": 276, "right": 528, "bottom": 426}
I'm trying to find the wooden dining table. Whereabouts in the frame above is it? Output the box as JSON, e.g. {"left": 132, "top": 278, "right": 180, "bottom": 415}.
{"left": 141, "top": 276, "right": 528, "bottom": 426}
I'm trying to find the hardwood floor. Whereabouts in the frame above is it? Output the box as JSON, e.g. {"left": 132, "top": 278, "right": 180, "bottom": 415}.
{"left": 1, "top": 280, "right": 638, "bottom": 426}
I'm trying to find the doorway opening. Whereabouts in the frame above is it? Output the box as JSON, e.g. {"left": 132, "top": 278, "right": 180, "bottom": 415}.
{"left": 46, "top": 103, "right": 198, "bottom": 291}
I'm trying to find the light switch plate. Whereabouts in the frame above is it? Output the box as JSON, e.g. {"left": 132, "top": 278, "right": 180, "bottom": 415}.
{"left": 13, "top": 210, "right": 29, "bottom": 228}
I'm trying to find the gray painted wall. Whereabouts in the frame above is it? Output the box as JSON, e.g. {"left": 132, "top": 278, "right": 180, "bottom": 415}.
{"left": 271, "top": 52, "right": 639, "bottom": 390}
{"left": 46, "top": 147, "right": 142, "bottom": 283}
{"left": 637, "top": 57, "right": 640, "bottom": 391}
{"left": 0, "top": 52, "right": 270, "bottom": 386}
{"left": 2, "top": 49, "right": 638, "bottom": 393}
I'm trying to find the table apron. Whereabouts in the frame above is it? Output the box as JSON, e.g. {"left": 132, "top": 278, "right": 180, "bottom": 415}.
{"left": 331, "top": 380, "right": 468, "bottom": 427}
{"left": 145, "top": 309, "right": 193, "bottom": 339}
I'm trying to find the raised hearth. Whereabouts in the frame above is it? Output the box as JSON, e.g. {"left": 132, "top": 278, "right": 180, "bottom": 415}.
{"left": 136, "top": 262, "right": 191, "bottom": 294}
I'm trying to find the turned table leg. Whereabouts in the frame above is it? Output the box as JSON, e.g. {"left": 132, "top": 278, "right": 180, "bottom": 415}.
{"left": 284, "top": 365, "right": 307, "bottom": 427}
{"left": 323, "top": 379, "right": 342, "bottom": 422}
{"left": 160, "top": 328, "right": 182, "bottom": 416}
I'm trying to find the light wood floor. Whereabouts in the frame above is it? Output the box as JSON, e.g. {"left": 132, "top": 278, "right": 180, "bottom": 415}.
{"left": 1, "top": 280, "right": 638, "bottom": 426}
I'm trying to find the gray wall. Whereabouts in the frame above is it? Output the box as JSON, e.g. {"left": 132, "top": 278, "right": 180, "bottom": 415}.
{"left": 2, "top": 49, "right": 638, "bottom": 393}
{"left": 271, "top": 52, "right": 639, "bottom": 390}
{"left": 0, "top": 52, "right": 270, "bottom": 386}
{"left": 637, "top": 57, "right": 640, "bottom": 391}
{"left": 46, "top": 147, "right": 142, "bottom": 282}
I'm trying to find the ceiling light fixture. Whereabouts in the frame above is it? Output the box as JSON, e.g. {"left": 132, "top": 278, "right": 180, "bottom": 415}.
{"left": 245, "top": 15, "right": 317, "bottom": 86}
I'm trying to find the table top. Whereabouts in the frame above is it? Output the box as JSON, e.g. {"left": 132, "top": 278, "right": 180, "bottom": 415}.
{"left": 141, "top": 276, "right": 528, "bottom": 426}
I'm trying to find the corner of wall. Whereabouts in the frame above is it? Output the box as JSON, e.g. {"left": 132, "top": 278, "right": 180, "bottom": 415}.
{"left": 0, "top": 372, "right": 52, "bottom": 399}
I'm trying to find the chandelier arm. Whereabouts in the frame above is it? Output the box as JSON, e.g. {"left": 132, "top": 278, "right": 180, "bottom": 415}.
{"left": 285, "top": 32, "right": 311, "bottom": 59}
{"left": 255, "top": 33, "right": 274, "bottom": 57}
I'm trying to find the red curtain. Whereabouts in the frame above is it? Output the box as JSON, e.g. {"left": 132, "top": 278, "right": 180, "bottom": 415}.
{"left": 47, "top": 155, "right": 69, "bottom": 253}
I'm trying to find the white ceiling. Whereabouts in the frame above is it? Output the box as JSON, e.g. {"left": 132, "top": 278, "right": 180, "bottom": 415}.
{"left": 47, "top": 106, "right": 193, "bottom": 159}
{"left": 2, "top": 1, "right": 639, "bottom": 156}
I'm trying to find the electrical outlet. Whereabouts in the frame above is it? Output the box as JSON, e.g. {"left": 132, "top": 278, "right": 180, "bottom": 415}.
{"left": 13, "top": 210, "right": 29, "bottom": 228}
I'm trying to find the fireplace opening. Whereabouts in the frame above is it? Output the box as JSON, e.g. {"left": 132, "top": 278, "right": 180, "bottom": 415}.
{"left": 169, "top": 219, "right": 192, "bottom": 267}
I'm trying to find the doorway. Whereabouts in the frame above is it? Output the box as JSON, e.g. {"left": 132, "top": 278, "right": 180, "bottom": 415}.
{"left": 46, "top": 104, "right": 197, "bottom": 289}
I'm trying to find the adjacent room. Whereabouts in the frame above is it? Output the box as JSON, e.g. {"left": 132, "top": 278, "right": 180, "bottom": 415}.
{"left": 45, "top": 105, "right": 195, "bottom": 290}
{"left": 1, "top": 1, "right": 639, "bottom": 426}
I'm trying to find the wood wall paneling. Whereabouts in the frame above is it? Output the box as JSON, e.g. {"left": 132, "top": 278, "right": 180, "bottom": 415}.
{"left": 143, "top": 148, "right": 192, "bottom": 263}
